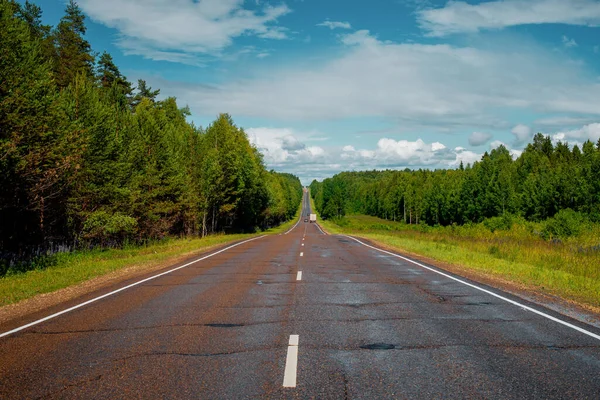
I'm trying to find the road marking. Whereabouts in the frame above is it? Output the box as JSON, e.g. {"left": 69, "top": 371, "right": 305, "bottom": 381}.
{"left": 344, "top": 235, "right": 600, "bottom": 342}
{"left": 300, "top": 252, "right": 303, "bottom": 257}
{"left": 283, "top": 335, "right": 299, "bottom": 387}
{"left": 0, "top": 236, "right": 267, "bottom": 339}
{"left": 297, "top": 271, "right": 302, "bottom": 281}
{"left": 314, "top": 223, "right": 327, "bottom": 235}
{"left": 302, "top": 243, "right": 305, "bottom": 247}
{"left": 284, "top": 216, "right": 302, "bottom": 235}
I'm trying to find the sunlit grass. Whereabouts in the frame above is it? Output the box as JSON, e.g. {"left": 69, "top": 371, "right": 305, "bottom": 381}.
{"left": 0, "top": 200, "right": 307, "bottom": 308}
{"left": 0, "top": 234, "right": 260, "bottom": 307}
{"left": 318, "top": 214, "right": 600, "bottom": 309}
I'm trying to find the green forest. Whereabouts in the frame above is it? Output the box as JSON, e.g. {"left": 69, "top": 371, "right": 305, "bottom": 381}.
{"left": 0, "top": 0, "right": 302, "bottom": 263}
{"left": 311, "top": 134, "right": 600, "bottom": 239}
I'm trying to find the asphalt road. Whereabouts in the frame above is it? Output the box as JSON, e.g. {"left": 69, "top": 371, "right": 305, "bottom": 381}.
{"left": 1, "top": 191, "right": 599, "bottom": 399}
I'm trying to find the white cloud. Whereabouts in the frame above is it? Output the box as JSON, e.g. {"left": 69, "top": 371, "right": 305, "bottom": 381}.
{"left": 78, "top": 0, "right": 290, "bottom": 60}
{"left": 418, "top": 0, "right": 600, "bottom": 36}
{"left": 469, "top": 131, "right": 493, "bottom": 146}
{"left": 551, "top": 123, "right": 600, "bottom": 143}
{"left": 453, "top": 147, "right": 482, "bottom": 167}
{"left": 317, "top": 20, "right": 352, "bottom": 30}
{"left": 258, "top": 27, "right": 289, "bottom": 40}
{"left": 339, "top": 30, "right": 380, "bottom": 46}
{"left": 251, "top": 127, "right": 489, "bottom": 179}
{"left": 490, "top": 140, "right": 506, "bottom": 150}
{"left": 511, "top": 124, "right": 532, "bottom": 145}
{"left": 247, "top": 127, "right": 325, "bottom": 165}
{"left": 246, "top": 127, "right": 489, "bottom": 182}
{"left": 158, "top": 32, "right": 600, "bottom": 129}
{"left": 562, "top": 35, "right": 578, "bottom": 48}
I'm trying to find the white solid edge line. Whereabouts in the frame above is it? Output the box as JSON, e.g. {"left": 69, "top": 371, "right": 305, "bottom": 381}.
{"left": 0, "top": 235, "right": 267, "bottom": 339}
{"left": 314, "top": 223, "right": 326, "bottom": 235}
{"left": 297, "top": 271, "right": 302, "bottom": 281}
{"left": 283, "top": 335, "right": 299, "bottom": 387}
{"left": 344, "top": 235, "right": 600, "bottom": 342}
{"left": 284, "top": 216, "right": 302, "bottom": 235}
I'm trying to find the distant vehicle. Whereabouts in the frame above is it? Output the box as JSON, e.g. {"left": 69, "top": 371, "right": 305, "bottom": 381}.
{"left": 309, "top": 214, "right": 317, "bottom": 223}
{"left": 304, "top": 218, "right": 308, "bottom": 222}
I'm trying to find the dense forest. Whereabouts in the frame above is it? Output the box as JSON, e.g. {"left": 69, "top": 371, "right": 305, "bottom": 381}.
{"left": 0, "top": 0, "right": 302, "bottom": 259}
{"left": 311, "top": 134, "right": 600, "bottom": 230}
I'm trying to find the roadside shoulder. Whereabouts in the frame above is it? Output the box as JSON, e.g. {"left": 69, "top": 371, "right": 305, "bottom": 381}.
{"left": 345, "top": 233, "right": 600, "bottom": 330}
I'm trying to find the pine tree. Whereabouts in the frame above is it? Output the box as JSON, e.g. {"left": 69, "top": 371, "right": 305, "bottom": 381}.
{"left": 131, "top": 79, "right": 160, "bottom": 108}
{"left": 52, "top": 0, "right": 94, "bottom": 88}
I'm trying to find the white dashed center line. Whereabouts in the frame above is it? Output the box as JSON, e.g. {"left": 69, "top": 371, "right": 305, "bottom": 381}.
{"left": 283, "top": 335, "right": 299, "bottom": 387}
{"left": 300, "top": 252, "right": 303, "bottom": 257}
{"left": 297, "top": 271, "right": 302, "bottom": 281}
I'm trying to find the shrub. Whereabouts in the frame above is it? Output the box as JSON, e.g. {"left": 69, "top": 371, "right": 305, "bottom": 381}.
{"left": 82, "top": 211, "right": 138, "bottom": 245}
{"left": 483, "top": 214, "right": 514, "bottom": 233}
{"left": 541, "top": 209, "right": 587, "bottom": 240}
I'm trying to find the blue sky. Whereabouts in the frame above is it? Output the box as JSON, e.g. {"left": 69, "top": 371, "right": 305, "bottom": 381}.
{"left": 32, "top": 0, "right": 600, "bottom": 184}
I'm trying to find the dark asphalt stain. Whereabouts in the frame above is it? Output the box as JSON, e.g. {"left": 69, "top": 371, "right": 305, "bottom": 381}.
{"left": 360, "top": 343, "right": 396, "bottom": 350}
{"left": 204, "top": 323, "right": 244, "bottom": 328}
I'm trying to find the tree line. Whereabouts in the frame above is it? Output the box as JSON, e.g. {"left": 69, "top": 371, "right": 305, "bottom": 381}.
{"left": 0, "top": 0, "right": 302, "bottom": 256}
{"left": 310, "top": 134, "right": 600, "bottom": 227}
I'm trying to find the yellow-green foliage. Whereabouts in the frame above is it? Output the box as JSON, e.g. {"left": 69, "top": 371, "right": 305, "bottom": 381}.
{"left": 320, "top": 215, "right": 600, "bottom": 308}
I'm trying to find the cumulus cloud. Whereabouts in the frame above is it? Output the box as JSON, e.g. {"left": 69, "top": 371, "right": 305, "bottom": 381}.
{"left": 511, "top": 124, "right": 532, "bottom": 145}
{"left": 468, "top": 131, "right": 493, "bottom": 146}
{"left": 317, "top": 20, "right": 352, "bottom": 30}
{"left": 453, "top": 147, "right": 482, "bottom": 167}
{"left": 418, "top": 0, "right": 600, "bottom": 36}
{"left": 155, "top": 31, "right": 600, "bottom": 129}
{"left": 78, "top": 0, "right": 290, "bottom": 60}
{"left": 246, "top": 127, "right": 486, "bottom": 183}
{"left": 246, "top": 127, "right": 326, "bottom": 165}
{"left": 552, "top": 123, "right": 600, "bottom": 143}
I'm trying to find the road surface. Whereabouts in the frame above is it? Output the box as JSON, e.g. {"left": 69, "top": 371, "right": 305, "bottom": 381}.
{"left": 1, "top": 192, "right": 599, "bottom": 398}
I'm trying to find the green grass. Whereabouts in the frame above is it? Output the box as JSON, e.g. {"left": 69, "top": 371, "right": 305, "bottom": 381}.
{"left": 0, "top": 199, "right": 306, "bottom": 308}
{"left": 317, "top": 214, "right": 600, "bottom": 310}
{"left": 0, "top": 234, "right": 260, "bottom": 307}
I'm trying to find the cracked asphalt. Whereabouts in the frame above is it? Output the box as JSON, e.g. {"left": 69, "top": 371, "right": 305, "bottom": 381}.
{"left": 1, "top": 192, "right": 599, "bottom": 399}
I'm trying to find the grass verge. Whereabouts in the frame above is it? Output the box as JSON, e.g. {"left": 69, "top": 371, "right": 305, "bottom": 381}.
{"left": 317, "top": 214, "right": 600, "bottom": 311}
{"left": 0, "top": 234, "right": 258, "bottom": 308}
{"left": 0, "top": 198, "right": 307, "bottom": 309}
